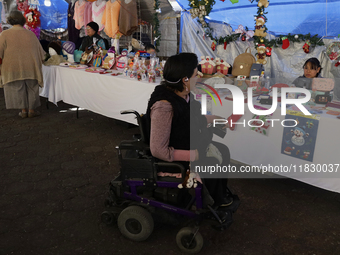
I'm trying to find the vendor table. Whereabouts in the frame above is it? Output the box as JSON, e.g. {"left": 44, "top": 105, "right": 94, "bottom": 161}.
{"left": 40, "top": 67, "right": 340, "bottom": 193}
{"left": 40, "top": 65, "right": 158, "bottom": 125}
{"left": 210, "top": 92, "right": 340, "bottom": 193}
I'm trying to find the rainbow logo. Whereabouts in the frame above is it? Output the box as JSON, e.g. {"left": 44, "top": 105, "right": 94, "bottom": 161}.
{"left": 197, "top": 82, "right": 223, "bottom": 106}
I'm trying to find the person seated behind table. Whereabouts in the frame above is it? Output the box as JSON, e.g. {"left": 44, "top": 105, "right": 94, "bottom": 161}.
{"left": 79, "top": 21, "right": 106, "bottom": 51}
{"left": 293, "top": 57, "right": 322, "bottom": 89}
{"left": 145, "top": 52, "right": 233, "bottom": 207}
{"left": 145, "top": 44, "right": 156, "bottom": 57}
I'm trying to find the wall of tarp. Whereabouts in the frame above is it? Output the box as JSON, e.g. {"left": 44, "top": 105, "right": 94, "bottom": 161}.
{"left": 157, "top": 1, "right": 179, "bottom": 57}
{"left": 179, "top": 5, "right": 340, "bottom": 84}
{"left": 176, "top": 0, "right": 340, "bottom": 36}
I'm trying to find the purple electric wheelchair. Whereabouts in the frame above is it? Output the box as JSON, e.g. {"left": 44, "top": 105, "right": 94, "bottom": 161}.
{"left": 101, "top": 110, "right": 239, "bottom": 253}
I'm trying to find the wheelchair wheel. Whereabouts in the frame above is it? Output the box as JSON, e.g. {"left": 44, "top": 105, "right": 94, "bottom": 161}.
{"left": 117, "top": 205, "right": 154, "bottom": 241}
{"left": 101, "top": 211, "right": 118, "bottom": 226}
{"left": 176, "top": 227, "right": 203, "bottom": 254}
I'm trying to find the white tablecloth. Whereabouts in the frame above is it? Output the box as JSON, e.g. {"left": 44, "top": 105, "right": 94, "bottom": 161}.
{"left": 40, "top": 66, "right": 159, "bottom": 124}
{"left": 40, "top": 65, "right": 58, "bottom": 105}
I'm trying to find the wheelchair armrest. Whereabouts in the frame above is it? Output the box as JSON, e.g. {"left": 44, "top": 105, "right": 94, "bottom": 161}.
{"left": 154, "top": 161, "right": 187, "bottom": 181}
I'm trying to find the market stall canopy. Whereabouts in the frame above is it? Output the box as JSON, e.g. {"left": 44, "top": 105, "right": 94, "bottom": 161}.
{"left": 175, "top": 0, "right": 340, "bottom": 37}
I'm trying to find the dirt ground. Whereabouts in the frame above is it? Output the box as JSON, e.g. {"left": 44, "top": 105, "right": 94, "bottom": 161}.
{"left": 1, "top": 91, "right": 340, "bottom": 255}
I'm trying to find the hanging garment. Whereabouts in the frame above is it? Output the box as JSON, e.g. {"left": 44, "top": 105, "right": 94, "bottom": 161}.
{"left": 68, "top": 1, "right": 80, "bottom": 44}
{"left": 101, "top": 0, "right": 120, "bottom": 38}
{"left": 119, "top": 0, "right": 138, "bottom": 36}
{"left": 92, "top": 0, "right": 106, "bottom": 31}
{"left": 83, "top": 1, "right": 93, "bottom": 35}
{"left": 73, "top": 0, "right": 86, "bottom": 30}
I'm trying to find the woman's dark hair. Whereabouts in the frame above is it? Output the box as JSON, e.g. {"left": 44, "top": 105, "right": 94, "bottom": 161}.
{"left": 303, "top": 57, "right": 322, "bottom": 77}
{"left": 162, "top": 52, "right": 198, "bottom": 92}
{"left": 145, "top": 44, "right": 155, "bottom": 51}
{"left": 7, "top": 10, "right": 26, "bottom": 26}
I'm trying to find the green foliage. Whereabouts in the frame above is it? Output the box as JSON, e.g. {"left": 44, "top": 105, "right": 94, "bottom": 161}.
{"left": 153, "top": 0, "right": 161, "bottom": 52}
{"left": 188, "top": 0, "right": 325, "bottom": 49}
{"left": 253, "top": 33, "right": 324, "bottom": 48}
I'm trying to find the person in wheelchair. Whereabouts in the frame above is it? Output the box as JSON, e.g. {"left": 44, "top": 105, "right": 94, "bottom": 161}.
{"left": 145, "top": 52, "right": 233, "bottom": 208}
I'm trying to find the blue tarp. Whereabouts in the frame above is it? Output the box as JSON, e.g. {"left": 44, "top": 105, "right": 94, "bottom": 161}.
{"left": 38, "top": 0, "right": 68, "bottom": 30}
{"left": 176, "top": 0, "right": 340, "bottom": 36}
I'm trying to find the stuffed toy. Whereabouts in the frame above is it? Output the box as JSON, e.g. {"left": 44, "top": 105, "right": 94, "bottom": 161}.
{"left": 257, "top": 0, "right": 269, "bottom": 8}
{"left": 24, "top": 7, "right": 41, "bottom": 38}
{"left": 256, "top": 44, "right": 267, "bottom": 65}
{"left": 24, "top": 7, "right": 41, "bottom": 28}
{"left": 178, "top": 170, "right": 198, "bottom": 189}
{"left": 254, "top": 16, "right": 267, "bottom": 38}
{"left": 116, "top": 49, "right": 129, "bottom": 71}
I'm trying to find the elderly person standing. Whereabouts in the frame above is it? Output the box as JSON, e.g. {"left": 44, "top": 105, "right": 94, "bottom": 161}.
{"left": 0, "top": 10, "right": 46, "bottom": 118}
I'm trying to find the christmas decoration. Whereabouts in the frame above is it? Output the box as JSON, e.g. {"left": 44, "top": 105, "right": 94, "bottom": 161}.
{"left": 204, "top": 26, "right": 240, "bottom": 48}
{"left": 24, "top": 7, "right": 41, "bottom": 38}
{"left": 282, "top": 36, "right": 290, "bottom": 49}
{"left": 235, "top": 25, "right": 254, "bottom": 41}
{"left": 266, "top": 46, "right": 272, "bottom": 56}
{"left": 257, "top": 0, "right": 269, "bottom": 8}
{"left": 215, "top": 58, "right": 230, "bottom": 74}
{"left": 254, "top": 16, "right": 267, "bottom": 37}
{"left": 189, "top": 0, "right": 325, "bottom": 55}
{"left": 211, "top": 40, "right": 216, "bottom": 51}
{"left": 230, "top": 0, "right": 239, "bottom": 3}
{"left": 303, "top": 40, "right": 311, "bottom": 53}
{"left": 253, "top": 33, "right": 324, "bottom": 49}
{"left": 189, "top": 0, "right": 215, "bottom": 27}
{"left": 199, "top": 56, "right": 217, "bottom": 74}
{"left": 256, "top": 44, "right": 267, "bottom": 65}
{"left": 326, "top": 42, "right": 340, "bottom": 61}
{"left": 24, "top": 7, "right": 41, "bottom": 29}
{"left": 17, "top": 0, "right": 28, "bottom": 12}
{"left": 223, "top": 39, "right": 227, "bottom": 50}
{"left": 153, "top": 0, "right": 161, "bottom": 51}
{"left": 189, "top": 5, "right": 208, "bottom": 27}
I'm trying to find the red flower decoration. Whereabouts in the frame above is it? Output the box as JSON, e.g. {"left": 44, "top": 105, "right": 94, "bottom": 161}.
{"left": 329, "top": 52, "right": 339, "bottom": 61}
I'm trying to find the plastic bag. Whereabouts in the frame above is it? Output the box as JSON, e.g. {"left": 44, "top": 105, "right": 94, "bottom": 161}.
{"left": 38, "top": 0, "right": 68, "bottom": 29}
